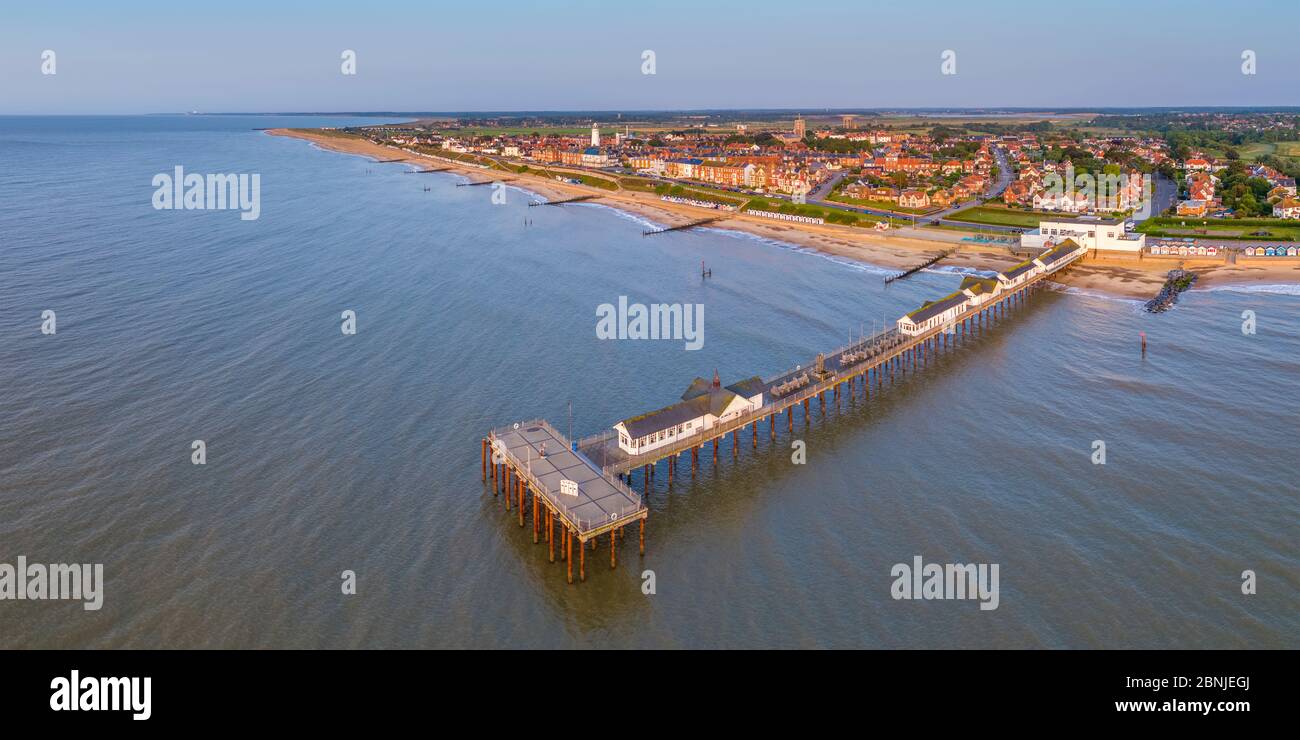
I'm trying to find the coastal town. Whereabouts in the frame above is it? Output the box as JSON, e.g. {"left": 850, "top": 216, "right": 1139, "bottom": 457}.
{"left": 273, "top": 109, "right": 1300, "bottom": 300}
{"left": 353, "top": 110, "right": 1300, "bottom": 225}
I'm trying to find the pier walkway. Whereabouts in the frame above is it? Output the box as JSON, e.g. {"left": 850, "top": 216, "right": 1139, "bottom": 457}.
{"left": 483, "top": 247, "right": 1085, "bottom": 584}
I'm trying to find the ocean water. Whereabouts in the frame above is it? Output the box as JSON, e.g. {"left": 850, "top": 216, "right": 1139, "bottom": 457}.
{"left": 1, "top": 115, "right": 1296, "bottom": 648}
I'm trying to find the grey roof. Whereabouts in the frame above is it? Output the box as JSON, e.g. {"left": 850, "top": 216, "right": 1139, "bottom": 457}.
{"left": 725, "top": 376, "right": 766, "bottom": 399}
{"left": 905, "top": 292, "right": 969, "bottom": 324}
{"left": 681, "top": 377, "right": 712, "bottom": 401}
{"left": 1037, "top": 239, "right": 1081, "bottom": 266}
{"left": 618, "top": 388, "right": 745, "bottom": 440}
{"left": 1000, "top": 260, "right": 1038, "bottom": 281}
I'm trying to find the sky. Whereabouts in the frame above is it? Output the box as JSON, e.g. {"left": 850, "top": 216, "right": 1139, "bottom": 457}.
{"left": 2, "top": 0, "right": 1298, "bottom": 114}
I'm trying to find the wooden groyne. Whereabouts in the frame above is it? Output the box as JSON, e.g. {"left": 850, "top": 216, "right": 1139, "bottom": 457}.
{"left": 643, "top": 217, "right": 724, "bottom": 237}
{"left": 529, "top": 195, "right": 599, "bottom": 207}
{"left": 371, "top": 158, "right": 407, "bottom": 163}
{"left": 884, "top": 249, "right": 955, "bottom": 284}
{"left": 408, "top": 167, "right": 452, "bottom": 174}
{"left": 457, "top": 179, "right": 516, "bottom": 187}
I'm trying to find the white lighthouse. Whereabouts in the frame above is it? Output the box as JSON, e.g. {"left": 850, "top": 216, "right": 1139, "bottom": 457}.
{"left": 590, "top": 123, "right": 600, "bottom": 147}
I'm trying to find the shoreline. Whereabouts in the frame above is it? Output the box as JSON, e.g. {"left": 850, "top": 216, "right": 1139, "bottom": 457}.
{"left": 266, "top": 128, "right": 1300, "bottom": 301}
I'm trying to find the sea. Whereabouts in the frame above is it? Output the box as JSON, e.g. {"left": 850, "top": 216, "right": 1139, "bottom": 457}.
{"left": 1, "top": 115, "right": 1296, "bottom": 648}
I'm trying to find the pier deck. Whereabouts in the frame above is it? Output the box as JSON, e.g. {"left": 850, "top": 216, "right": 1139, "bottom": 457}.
{"left": 483, "top": 420, "right": 646, "bottom": 583}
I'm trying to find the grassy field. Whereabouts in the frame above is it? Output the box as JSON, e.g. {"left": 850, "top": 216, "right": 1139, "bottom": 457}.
{"left": 516, "top": 166, "right": 618, "bottom": 191}
{"left": 946, "top": 205, "right": 1056, "bottom": 228}
{"left": 827, "top": 192, "right": 933, "bottom": 215}
{"left": 1239, "top": 141, "right": 1300, "bottom": 161}
{"left": 1137, "top": 217, "right": 1300, "bottom": 241}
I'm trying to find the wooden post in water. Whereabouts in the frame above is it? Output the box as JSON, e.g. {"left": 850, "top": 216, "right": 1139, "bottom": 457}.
{"left": 504, "top": 467, "right": 511, "bottom": 510}
{"left": 566, "top": 529, "right": 573, "bottom": 584}
{"left": 752, "top": 421, "right": 757, "bottom": 449}
{"left": 712, "top": 438, "right": 719, "bottom": 465}
{"left": 548, "top": 511, "right": 554, "bottom": 562}
{"left": 532, "top": 489, "right": 539, "bottom": 543}
{"left": 639, "top": 519, "right": 645, "bottom": 556}
{"left": 610, "top": 530, "right": 616, "bottom": 569}
{"left": 787, "top": 407, "right": 793, "bottom": 432}
{"left": 770, "top": 414, "right": 775, "bottom": 440}
{"left": 481, "top": 439, "right": 487, "bottom": 482}
{"left": 579, "top": 537, "right": 586, "bottom": 582}
{"left": 518, "top": 478, "right": 525, "bottom": 527}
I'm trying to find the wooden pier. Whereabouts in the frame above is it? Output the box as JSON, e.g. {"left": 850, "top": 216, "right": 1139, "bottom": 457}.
{"left": 529, "top": 195, "right": 599, "bottom": 207}
{"left": 482, "top": 251, "right": 1082, "bottom": 583}
{"left": 884, "top": 249, "right": 955, "bottom": 284}
{"left": 481, "top": 420, "right": 647, "bottom": 585}
{"left": 643, "top": 217, "right": 723, "bottom": 237}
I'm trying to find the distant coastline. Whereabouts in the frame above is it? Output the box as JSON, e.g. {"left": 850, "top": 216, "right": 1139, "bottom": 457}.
{"left": 267, "top": 128, "right": 1300, "bottom": 301}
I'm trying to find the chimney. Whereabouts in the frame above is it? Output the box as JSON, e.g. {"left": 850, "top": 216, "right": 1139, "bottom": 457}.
{"left": 712, "top": 369, "right": 721, "bottom": 390}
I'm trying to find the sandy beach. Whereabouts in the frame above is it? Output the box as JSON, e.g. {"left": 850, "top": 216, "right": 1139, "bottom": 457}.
{"left": 267, "top": 128, "right": 1300, "bottom": 301}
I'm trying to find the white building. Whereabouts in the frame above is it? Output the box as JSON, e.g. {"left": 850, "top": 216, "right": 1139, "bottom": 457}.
{"left": 591, "top": 123, "right": 600, "bottom": 148}
{"left": 1020, "top": 216, "right": 1145, "bottom": 253}
{"left": 613, "top": 372, "right": 764, "bottom": 455}
{"left": 896, "top": 291, "right": 970, "bottom": 336}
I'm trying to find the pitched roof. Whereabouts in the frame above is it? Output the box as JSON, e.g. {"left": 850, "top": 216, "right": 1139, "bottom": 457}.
{"left": 905, "top": 291, "right": 968, "bottom": 324}
{"left": 1000, "top": 259, "right": 1038, "bottom": 281}
{"left": 725, "top": 376, "right": 766, "bottom": 399}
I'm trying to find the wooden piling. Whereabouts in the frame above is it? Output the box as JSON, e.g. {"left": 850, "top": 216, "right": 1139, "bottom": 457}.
{"left": 580, "top": 538, "right": 586, "bottom": 582}
{"left": 481, "top": 439, "right": 487, "bottom": 482}
{"left": 610, "top": 530, "right": 616, "bottom": 569}
{"left": 639, "top": 518, "right": 645, "bottom": 556}
{"left": 532, "top": 488, "right": 539, "bottom": 542}
{"left": 566, "top": 529, "right": 573, "bottom": 584}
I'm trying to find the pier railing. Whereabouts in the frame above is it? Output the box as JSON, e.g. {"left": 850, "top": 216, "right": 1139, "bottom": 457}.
{"left": 490, "top": 419, "right": 645, "bottom": 533}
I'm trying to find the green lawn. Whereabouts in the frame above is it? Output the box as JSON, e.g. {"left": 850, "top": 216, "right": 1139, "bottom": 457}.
{"left": 1137, "top": 217, "right": 1300, "bottom": 241}
{"left": 946, "top": 206, "right": 1056, "bottom": 228}
{"left": 827, "top": 192, "right": 933, "bottom": 215}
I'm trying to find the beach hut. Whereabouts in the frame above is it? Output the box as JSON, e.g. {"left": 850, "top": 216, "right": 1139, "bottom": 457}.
{"left": 1289, "top": 247, "right": 1298, "bottom": 257}
{"left": 1246, "top": 247, "right": 1256, "bottom": 256}
{"left": 1266, "top": 247, "right": 1277, "bottom": 256}
{"left": 1207, "top": 246, "right": 1218, "bottom": 256}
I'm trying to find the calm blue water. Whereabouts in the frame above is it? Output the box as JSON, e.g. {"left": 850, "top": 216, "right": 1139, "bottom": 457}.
{"left": 1, "top": 115, "right": 1296, "bottom": 648}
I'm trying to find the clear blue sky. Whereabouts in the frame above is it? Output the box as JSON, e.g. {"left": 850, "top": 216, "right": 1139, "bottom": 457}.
{"left": 2, "top": 0, "right": 1297, "bottom": 114}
